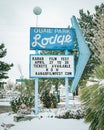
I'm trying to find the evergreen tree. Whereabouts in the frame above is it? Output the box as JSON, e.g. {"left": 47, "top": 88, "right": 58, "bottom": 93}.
{"left": 93, "top": 4, "right": 104, "bottom": 63}
{"left": 77, "top": 3, "right": 104, "bottom": 84}
{"left": 0, "top": 43, "right": 13, "bottom": 88}
{"left": 79, "top": 4, "right": 104, "bottom": 130}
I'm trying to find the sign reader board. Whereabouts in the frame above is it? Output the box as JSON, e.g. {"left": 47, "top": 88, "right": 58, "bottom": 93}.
{"left": 30, "top": 55, "right": 74, "bottom": 78}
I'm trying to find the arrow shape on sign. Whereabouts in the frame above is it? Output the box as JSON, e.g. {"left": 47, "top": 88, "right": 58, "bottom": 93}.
{"left": 70, "top": 16, "right": 91, "bottom": 93}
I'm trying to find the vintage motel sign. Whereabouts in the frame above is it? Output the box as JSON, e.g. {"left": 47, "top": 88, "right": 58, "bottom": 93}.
{"left": 29, "top": 15, "right": 91, "bottom": 114}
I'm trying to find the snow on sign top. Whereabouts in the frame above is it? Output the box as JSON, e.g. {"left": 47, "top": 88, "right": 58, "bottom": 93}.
{"left": 30, "top": 27, "right": 75, "bottom": 50}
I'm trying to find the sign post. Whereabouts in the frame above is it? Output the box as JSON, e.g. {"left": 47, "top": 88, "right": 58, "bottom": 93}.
{"left": 33, "top": 6, "right": 42, "bottom": 115}
{"left": 34, "top": 50, "right": 39, "bottom": 115}
{"left": 65, "top": 50, "right": 69, "bottom": 109}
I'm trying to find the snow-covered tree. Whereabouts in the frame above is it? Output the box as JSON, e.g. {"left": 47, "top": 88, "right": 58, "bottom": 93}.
{"left": 0, "top": 43, "right": 13, "bottom": 88}
{"left": 92, "top": 5, "right": 104, "bottom": 63}
{"left": 79, "top": 3, "right": 104, "bottom": 130}
{"left": 77, "top": 3, "right": 104, "bottom": 84}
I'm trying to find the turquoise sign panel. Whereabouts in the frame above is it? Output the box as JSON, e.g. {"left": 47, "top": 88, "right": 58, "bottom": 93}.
{"left": 30, "top": 27, "right": 75, "bottom": 50}
{"left": 70, "top": 16, "right": 91, "bottom": 93}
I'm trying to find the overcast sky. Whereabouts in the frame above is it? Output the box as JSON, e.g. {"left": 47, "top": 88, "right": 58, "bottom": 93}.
{"left": 0, "top": 0, "right": 103, "bottom": 83}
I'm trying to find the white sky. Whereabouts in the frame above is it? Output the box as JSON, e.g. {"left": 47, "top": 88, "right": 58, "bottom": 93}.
{"left": 0, "top": 0, "right": 103, "bottom": 83}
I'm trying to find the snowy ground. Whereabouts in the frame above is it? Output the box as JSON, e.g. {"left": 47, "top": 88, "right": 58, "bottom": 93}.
{"left": 0, "top": 112, "right": 90, "bottom": 130}
{"left": 0, "top": 98, "right": 90, "bottom": 130}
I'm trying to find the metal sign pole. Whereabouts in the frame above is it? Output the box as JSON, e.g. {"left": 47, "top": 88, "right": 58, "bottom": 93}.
{"left": 35, "top": 78, "right": 39, "bottom": 114}
{"left": 34, "top": 49, "right": 39, "bottom": 115}
{"left": 65, "top": 50, "right": 69, "bottom": 109}
{"left": 33, "top": 6, "right": 42, "bottom": 115}
{"left": 34, "top": 15, "right": 39, "bottom": 115}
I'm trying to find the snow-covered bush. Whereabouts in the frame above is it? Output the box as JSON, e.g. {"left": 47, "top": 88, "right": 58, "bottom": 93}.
{"left": 55, "top": 108, "right": 85, "bottom": 119}
{"left": 10, "top": 95, "right": 34, "bottom": 113}
{"left": 40, "top": 90, "right": 57, "bottom": 108}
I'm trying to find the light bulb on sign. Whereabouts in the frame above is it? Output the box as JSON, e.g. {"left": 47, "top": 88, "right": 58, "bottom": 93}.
{"left": 33, "top": 6, "right": 42, "bottom": 15}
